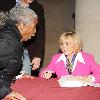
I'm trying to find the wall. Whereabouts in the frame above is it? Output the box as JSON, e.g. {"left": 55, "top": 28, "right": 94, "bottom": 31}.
{"left": 75, "top": 0, "right": 100, "bottom": 64}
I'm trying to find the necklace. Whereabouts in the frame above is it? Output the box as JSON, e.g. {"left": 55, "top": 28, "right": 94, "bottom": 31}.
{"left": 66, "top": 53, "right": 77, "bottom": 75}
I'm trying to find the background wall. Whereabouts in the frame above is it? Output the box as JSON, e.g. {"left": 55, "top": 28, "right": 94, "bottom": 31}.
{"left": 75, "top": 0, "right": 100, "bottom": 64}
{"left": 38, "top": 0, "right": 75, "bottom": 66}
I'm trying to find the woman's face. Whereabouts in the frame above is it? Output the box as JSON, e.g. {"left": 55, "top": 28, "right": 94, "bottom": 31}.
{"left": 59, "top": 37, "right": 76, "bottom": 56}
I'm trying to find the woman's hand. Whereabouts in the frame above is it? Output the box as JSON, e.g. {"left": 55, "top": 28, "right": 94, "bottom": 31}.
{"left": 43, "top": 71, "right": 52, "bottom": 79}
{"left": 4, "top": 91, "right": 26, "bottom": 100}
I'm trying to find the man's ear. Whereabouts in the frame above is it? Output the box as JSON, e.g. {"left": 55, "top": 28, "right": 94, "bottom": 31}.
{"left": 17, "top": 22, "right": 24, "bottom": 31}
{"left": 16, "top": 22, "right": 25, "bottom": 42}
{"left": 18, "top": 22, "right": 24, "bottom": 30}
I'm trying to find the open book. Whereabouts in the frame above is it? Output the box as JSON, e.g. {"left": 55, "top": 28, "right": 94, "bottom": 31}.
{"left": 58, "top": 75, "right": 100, "bottom": 87}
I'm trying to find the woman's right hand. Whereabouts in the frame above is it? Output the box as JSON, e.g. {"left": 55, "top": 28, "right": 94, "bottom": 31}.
{"left": 43, "top": 70, "right": 52, "bottom": 79}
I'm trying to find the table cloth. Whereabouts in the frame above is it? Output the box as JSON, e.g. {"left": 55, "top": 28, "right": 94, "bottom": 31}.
{"left": 6, "top": 77, "right": 100, "bottom": 100}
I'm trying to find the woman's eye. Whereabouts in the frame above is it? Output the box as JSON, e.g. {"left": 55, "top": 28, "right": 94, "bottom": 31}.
{"left": 65, "top": 43, "right": 68, "bottom": 46}
{"left": 60, "top": 43, "right": 63, "bottom": 45}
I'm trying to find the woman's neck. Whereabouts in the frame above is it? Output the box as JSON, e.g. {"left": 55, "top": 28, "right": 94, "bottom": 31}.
{"left": 67, "top": 52, "right": 75, "bottom": 62}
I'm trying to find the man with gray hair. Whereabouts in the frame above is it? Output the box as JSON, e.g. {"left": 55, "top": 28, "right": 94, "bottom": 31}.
{"left": 15, "top": 0, "right": 45, "bottom": 76}
{"left": 0, "top": 6, "right": 38, "bottom": 99}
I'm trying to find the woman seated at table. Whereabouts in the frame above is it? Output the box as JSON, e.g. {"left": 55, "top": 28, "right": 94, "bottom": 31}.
{"left": 40, "top": 31, "right": 100, "bottom": 83}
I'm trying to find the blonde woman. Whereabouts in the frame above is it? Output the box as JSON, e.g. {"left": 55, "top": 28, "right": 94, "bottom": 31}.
{"left": 40, "top": 31, "right": 100, "bottom": 83}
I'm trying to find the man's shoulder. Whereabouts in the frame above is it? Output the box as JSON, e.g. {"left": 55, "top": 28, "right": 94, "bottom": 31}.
{"left": 0, "top": 26, "right": 12, "bottom": 37}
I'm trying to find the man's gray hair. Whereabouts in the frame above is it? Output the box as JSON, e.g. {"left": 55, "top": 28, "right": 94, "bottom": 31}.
{"left": 0, "top": 11, "right": 9, "bottom": 28}
{"left": 10, "top": 6, "right": 38, "bottom": 25}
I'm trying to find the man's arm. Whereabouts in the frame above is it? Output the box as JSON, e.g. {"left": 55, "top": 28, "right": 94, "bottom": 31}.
{"left": 0, "top": 31, "right": 22, "bottom": 99}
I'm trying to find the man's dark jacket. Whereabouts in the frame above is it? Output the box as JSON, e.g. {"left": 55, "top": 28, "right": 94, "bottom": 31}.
{"left": 28, "top": 0, "right": 45, "bottom": 62}
{"left": 0, "top": 20, "right": 23, "bottom": 99}
{"left": 24, "top": 0, "right": 45, "bottom": 75}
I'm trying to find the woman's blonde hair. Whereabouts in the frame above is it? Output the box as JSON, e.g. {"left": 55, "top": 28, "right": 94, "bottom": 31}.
{"left": 58, "top": 31, "right": 83, "bottom": 53}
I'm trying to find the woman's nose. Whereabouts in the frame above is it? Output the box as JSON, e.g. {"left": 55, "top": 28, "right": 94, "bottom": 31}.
{"left": 63, "top": 43, "right": 67, "bottom": 48}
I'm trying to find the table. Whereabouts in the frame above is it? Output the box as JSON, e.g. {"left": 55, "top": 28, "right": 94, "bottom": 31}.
{"left": 11, "top": 77, "right": 100, "bottom": 100}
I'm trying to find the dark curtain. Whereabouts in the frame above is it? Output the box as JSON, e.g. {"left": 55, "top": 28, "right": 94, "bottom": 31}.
{"left": 0, "top": 0, "right": 15, "bottom": 11}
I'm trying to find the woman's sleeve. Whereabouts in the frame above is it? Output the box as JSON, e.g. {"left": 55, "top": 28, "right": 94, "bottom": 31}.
{"left": 89, "top": 55, "right": 100, "bottom": 83}
{"left": 39, "top": 55, "right": 56, "bottom": 77}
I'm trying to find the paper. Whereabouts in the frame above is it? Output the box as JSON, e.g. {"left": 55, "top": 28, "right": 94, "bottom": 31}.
{"left": 58, "top": 76, "right": 83, "bottom": 87}
{"left": 58, "top": 75, "right": 100, "bottom": 87}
